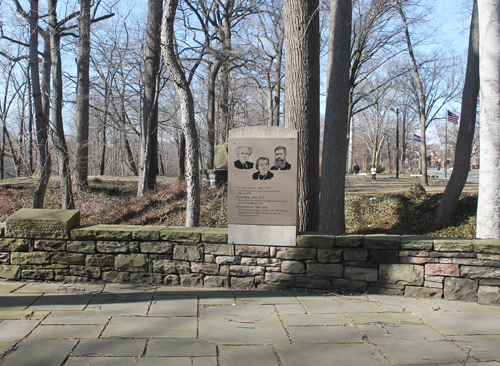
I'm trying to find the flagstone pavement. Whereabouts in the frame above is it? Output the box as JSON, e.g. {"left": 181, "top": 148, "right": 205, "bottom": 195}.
{"left": 1, "top": 281, "right": 500, "bottom": 366}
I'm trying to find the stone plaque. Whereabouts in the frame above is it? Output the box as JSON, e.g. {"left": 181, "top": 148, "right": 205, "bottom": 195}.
{"left": 228, "top": 126, "right": 298, "bottom": 246}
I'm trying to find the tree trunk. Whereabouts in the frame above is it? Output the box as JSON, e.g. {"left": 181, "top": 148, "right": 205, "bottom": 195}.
{"left": 99, "top": 88, "right": 109, "bottom": 176}
{"left": 273, "top": 36, "right": 284, "bottom": 126}
{"left": 138, "top": 0, "right": 162, "bottom": 197}
{"left": 436, "top": 0, "right": 479, "bottom": 225}
{"left": 206, "top": 60, "right": 223, "bottom": 170}
{"left": 30, "top": 0, "right": 51, "bottom": 208}
{"left": 283, "top": 0, "right": 321, "bottom": 232}
{"left": 477, "top": 0, "right": 500, "bottom": 238}
{"left": 74, "top": 0, "right": 91, "bottom": 189}
{"left": 177, "top": 132, "right": 185, "bottom": 180}
{"left": 162, "top": 0, "right": 200, "bottom": 227}
{"left": 48, "top": 0, "right": 74, "bottom": 209}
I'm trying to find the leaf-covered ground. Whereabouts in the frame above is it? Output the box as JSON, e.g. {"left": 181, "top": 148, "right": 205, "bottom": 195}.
{"left": 0, "top": 177, "right": 477, "bottom": 238}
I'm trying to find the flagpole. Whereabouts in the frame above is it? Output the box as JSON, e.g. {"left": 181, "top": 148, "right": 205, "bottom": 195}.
{"left": 445, "top": 110, "right": 448, "bottom": 180}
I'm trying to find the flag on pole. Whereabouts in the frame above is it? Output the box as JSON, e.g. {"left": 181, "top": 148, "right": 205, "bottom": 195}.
{"left": 414, "top": 134, "right": 421, "bottom": 142}
{"left": 447, "top": 110, "right": 459, "bottom": 125}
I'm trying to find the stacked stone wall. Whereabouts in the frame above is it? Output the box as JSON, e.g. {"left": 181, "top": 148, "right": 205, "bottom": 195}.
{"left": 0, "top": 214, "right": 499, "bottom": 305}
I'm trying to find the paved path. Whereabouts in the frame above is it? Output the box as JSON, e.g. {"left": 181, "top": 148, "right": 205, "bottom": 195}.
{"left": 1, "top": 281, "right": 499, "bottom": 366}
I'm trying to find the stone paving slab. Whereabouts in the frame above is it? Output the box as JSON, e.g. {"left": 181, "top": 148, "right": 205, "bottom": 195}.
{"left": 27, "top": 293, "right": 93, "bottom": 311}
{"left": 275, "top": 304, "right": 306, "bottom": 315}
{"left": 358, "top": 323, "right": 469, "bottom": 364}
{"left": 149, "top": 295, "right": 198, "bottom": 316}
{"left": 452, "top": 335, "right": 500, "bottom": 361}
{"left": 276, "top": 343, "right": 391, "bottom": 366}
{"left": 102, "top": 316, "right": 197, "bottom": 338}
{"left": 234, "top": 291, "right": 300, "bottom": 305}
{"left": 0, "top": 339, "right": 78, "bottom": 366}
{"left": 287, "top": 324, "right": 364, "bottom": 344}
{"left": 301, "top": 298, "right": 385, "bottom": 313}
{"left": 347, "top": 311, "right": 424, "bottom": 324}
{"left": 85, "top": 299, "right": 150, "bottom": 316}
{"left": 72, "top": 339, "right": 147, "bottom": 357}
{"left": 0, "top": 319, "right": 41, "bottom": 341}
{"left": 146, "top": 339, "right": 217, "bottom": 357}
{"left": 65, "top": 356, "right": 195, "bottom": 366}
{"left": 0, "top": 282, "right": 24, "bottom": 293}
{"left": 0, "top": 341, "right": 15, "bottom": 354}
{"left": 219, "top": 345, "right": 279, "bottom": 366}
{"left": 0, "top": 293, "right": 41, "bottom": 310}
{"left": 27, "top": 324, "right": 104, "bottom": 339}
{"left": 0, "top": 310, "right": 49, "bottom": 320}
{"left": 281, "top": 313, "right": 350, "bottom": 326}
{"left": 414, "top": 310, "right": 500, "bottom": 335}
{"left": 42, "top": 310, "right": 109, "bottom": 324}
{"left": 367, "top": 295, "right": 433, "bottom": 312}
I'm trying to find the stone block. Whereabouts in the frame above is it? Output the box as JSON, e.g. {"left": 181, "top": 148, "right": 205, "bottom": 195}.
{"left": 230, "top": 276, "right": 254, "bottom": 289}
{"left": 399, "top": 257, "right": 439, "bottom": 264}
{"left": 424, "top": 280, "right": 443, "bottom": 289}
{"left": 480, "top": 278, "right": 500, "bottom": 286}
{"left": 96, "top": 241, "right": 129, "bottom": 253}
{"left": 306, "top": 263, "right": 343, "bottom": 277}
{"left": 0, "top": 264, "right": 21, "bottom": 279}
{"left": 51, "top": 252, "right": 86, "bottom": 265}
{"left": 281, "top": 260, "right": 305, "bottom": 273}
{"left": 367, "top": 282, "right": 404, "bottom": 296}
{"left": 235, "top": 245, "right": 269, "bottom": 257}
{"left": 450, "top": 258, "right": 484, "bottom": 265}
{"left": 204, "top": 275, "right": 229, "bottom": 288}
{"left": 444, "top": 277, "right": 478, "bottom": 301}
{"left": 33, "top": 239, "right": 67, "bottom": 251}
{"left": 344, "top": 261, "right": 378, "bottom": 268}
{"left": 6, "top": 208, "right": 80, "bottom": 239}
{"left": 159, "top": 227, "right": 205, "bottom": 243}
{"left": 363, "top": 234, "right": 400, "bottom": 250}
{"left": 343, "top": 249, "right": 368, "bottom": 262}
{"left": 425, "top": 275, "right": 445, "bottom": 283}
{"left": 11, "top": 252, "right": 51, "bottom": 265}
{"left": 369, "top": 250, "right": 399, "bottom": 263}
{"left": 214, "top": 142, "right": 228, "bottom": 169}
{"left": 379, "top": 263, "right": 424, "bottom": 286}
{"left": 344, "top": 266, "right": 378, "bottom": 282}
{"left": 140, "top": 241, "right": 173, "bottom": 254}
{"left": 164, "top": 274, "right": 180, "bottom": 286}
{"left": 0, "top": 238, "right": 29, "bottom": 252}
{"left": 128, "top": 242, "right": 140, "bottom": 253}
{"left": 131, "top": 226, "right": 162, "bottom": 241}
{"left": 205, "top": 254, "right": 214, "bottom": 262}
{"left": 70, "top": 265, "right": 101, "bottom": 278}
{"left": 296, "top": 233, "right": 335, "bottom": 248}
{"left": 276, "top": 248, "right": 316, "bottom": 260}
{"left": 483, "top": 260, "right": 500, "bottom": 267}
{"left": 0, "top": 252, "right": 8, "bottom": 263}
{"left": 477, "top": 253, "right": 500, "bottom": 260}
{"left": 257, "top": 258, "right": 280, "bottom": 267}
{"left": 230, "top": 265, "right": 265, "bottom": 276}
{"left": 179, "top": 274, "right": 203, "bottom": 287}
{"left": 335, "top": 235, "right": 363, "bottom": 248}
{"left": 67, "top": 241, "right": 96, "bottom": 253}
{"left": 425, "top": 263, "right": 460, "bottom": 277}
{"left": 86, "top": 254, "right": 115, "bottom": 267}
{"left": 102, "top": 271, "right": 130, "bottom": 283}
{"left": 400, "top": 235, "right": 433, "bottom": 250}
{"left": 265, "top": 272, "right": 295, "bottom": 287}
{"left": 478, "top": 286, "right": 500, "bottom": 305}
{"left": 130, "top": 273, "right": 162, "bottom": 285}
{"left": 317, "top": 249, "right": 343, "bottom": 263}
{"left": 473, "top": 239, "right": 500, "bottom": 254}
{"left": 405, "top": 286, "right": 443, "bottom": 298}
{"left": 190, "top": 262, "right": 219, "bottom": 275}
{"left": 331, "top": 278, "right": 367, "bottom": 293}
{"left": 216, "top": 256, "right": 240, "bottom": 265}
{"left": 399, "top": 250, "right": 430, "bottom": 257}
{"left": 205, "top": 243, "right": 234, "bottom": 255}
{"left": 173, "top": 244, "right": 204, "bottom": 261}
{"left": 0, "top": 222, "right": 4, "bottom": 237}
{"left": 461, "top": 266, "right": 500, "bottom": 279}
{"left": 241, "top": 257, "right": 257, "bottom": 265}
{"left": 295, "top": 275, "right": 331, "bottom": 289}
{"left": 152, "top": 259, "right": 189, "bottom": 274}
{"left": 202, "top": 228, "right": 228, "bottom": 243}
{"left": 71, "top": 224, "right": 140, "bottom": 241}
{"left": 22, "top": 269, "right": 54, "bottom": 280}
{"left": 429, "top": 251, "right": 476, "bottom": 258}
{"left": 434, "top": 238, "right": 473, "bottom": 252}
{"left": 115, "top": 254, "right": 149, "bottom": 272}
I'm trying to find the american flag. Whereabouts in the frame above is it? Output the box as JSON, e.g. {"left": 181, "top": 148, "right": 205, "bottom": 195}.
{"left": 447, "top": 110, "right": 459, "bottom": 125}
{"left": 414, "top": 134, "right": 421, "bottom": 142}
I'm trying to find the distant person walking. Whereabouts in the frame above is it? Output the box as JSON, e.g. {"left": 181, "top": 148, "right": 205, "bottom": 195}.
{"left": 353, "top": 162, "right": 360, "bottom": 179}
{"left": 370, "top": 165, "right": 377, "bottom": 183}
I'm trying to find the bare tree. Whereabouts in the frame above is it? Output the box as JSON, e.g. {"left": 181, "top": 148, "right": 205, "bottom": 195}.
{"left": 161, "top": 0, "right": 203, "bottom": 226}
{"left": 477, "top": 0, "right": 500, "bottom": 238}
{"left": 436, "top": 0, "right": 479, "bottom": 225}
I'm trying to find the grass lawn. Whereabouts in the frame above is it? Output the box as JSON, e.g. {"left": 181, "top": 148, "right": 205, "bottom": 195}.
{"left": 0, "top": 175, "right": 478, "bottom": 238}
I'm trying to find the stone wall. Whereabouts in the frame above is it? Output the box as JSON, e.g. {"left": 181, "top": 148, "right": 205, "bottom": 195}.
{"left": 0, "top": 210, "right": 499, "bottom": 305}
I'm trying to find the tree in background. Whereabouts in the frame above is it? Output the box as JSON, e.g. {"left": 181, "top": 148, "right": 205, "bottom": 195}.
{"left": 319, "top": 0, "right": 351, "bottom": 233}
{"left": 477, "top": 0, "right": 500, "bottom": 238}
{"left": 283, "top": 0, "right": 321, "bottom": 232}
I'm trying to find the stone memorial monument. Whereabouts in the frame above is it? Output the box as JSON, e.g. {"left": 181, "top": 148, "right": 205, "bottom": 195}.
{"left": 228, "top": 126, "right": 298, "bottom": 246}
